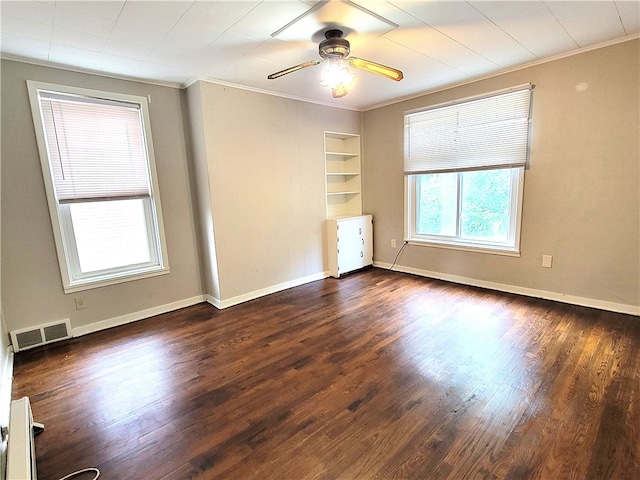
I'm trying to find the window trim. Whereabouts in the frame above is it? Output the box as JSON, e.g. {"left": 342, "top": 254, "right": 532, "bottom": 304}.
{"left": 405, "top": 168, "right": 525, "bottom": 257}
{"left": 27, "top": 81, "right": 170, "bottom": 293}
{"left": 403, "top": 84, "right": 532, "bottom": 257}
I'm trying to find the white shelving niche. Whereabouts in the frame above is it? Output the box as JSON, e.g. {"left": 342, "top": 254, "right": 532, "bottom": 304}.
{"left": 324, "top": 131, "right": 362, "bottom": 219}
{"left": 324, "top": 131, "right": 373, "bottom": 277}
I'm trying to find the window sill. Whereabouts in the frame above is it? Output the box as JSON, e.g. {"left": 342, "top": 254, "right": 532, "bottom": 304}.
{"left": 63, "top": 266, "right": 171, "bottom": 294}
{"left": 406, "top": 239, "right": 521, "bottom": 257}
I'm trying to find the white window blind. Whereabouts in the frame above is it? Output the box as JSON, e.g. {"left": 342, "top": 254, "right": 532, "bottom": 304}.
{"left": 38, "top": 92, "right": 151, "bottom": 203}
{"left": 404, "top": 85, "right": 533, "bottom": 175}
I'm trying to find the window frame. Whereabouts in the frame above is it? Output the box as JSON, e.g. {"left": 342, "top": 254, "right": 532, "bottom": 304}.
{"left": 27, "top": 81, "right": 170, "bottom": 293}
{"left": 403, "top": 84, "right": 532, "bottom": 257}
{"left": 405, "top": 167, "right": 525, "bottom": 256}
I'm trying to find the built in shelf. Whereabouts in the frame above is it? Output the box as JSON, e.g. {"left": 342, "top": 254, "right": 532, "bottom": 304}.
{"left": 326, "top": 151, "right": 359, "bottom": 158}
{"left": 327, "top": 191, "right": 360, "bottom": 195}
{"left": 325, "top": 131, "right": 362, "bottom": 218}
{"left": 325, "top": 132, "right": 371, "bottom": 278}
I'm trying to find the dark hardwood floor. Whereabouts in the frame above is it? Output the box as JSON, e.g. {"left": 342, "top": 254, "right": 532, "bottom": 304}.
{"left": 12, "top": 268, "right": 640, "bottom": 479}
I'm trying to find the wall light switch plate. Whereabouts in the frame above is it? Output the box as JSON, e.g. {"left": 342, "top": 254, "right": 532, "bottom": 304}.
{"left": 542, "top": 255, "right": 553, "bottom": 268}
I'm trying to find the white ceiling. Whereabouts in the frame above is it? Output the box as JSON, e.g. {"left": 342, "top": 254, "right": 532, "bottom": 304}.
{"left": 1, "top": 0, "right": 638, "bottom": 111}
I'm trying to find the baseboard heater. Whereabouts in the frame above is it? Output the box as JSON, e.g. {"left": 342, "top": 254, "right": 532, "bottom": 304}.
{"left": 6, "top": 397, "right": 43, "bottom": 480}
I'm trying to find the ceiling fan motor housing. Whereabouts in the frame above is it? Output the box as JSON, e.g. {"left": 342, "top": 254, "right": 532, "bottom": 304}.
{"left": 319, "top": 29, "right": 350, "bottom": 59}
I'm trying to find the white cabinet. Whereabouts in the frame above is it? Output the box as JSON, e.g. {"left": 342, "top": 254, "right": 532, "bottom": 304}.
{"left": 325, "top": 131, "right": 362, "bottom": 218}
{"left": 327, "top": 215, "right": 373, "bottom": 278}
{"left": 324, "top": 131, "right": 372, "bottom": 278}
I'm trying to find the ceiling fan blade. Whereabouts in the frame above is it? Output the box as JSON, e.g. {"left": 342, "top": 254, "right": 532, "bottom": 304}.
{"left": 347, "top": 57, "right": 404, "bottom": 81}
{"left": 267, "top": 60, "right": 323, "bottom": 79}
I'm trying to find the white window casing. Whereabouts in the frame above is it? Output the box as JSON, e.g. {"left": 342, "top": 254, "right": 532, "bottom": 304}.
{"left": 27, "top": 81, "right": 170, "bottom": 292}
{"left": 404, "top": 84, "right": 533, "bottom": 255}
{"left": 405, "top": 168, "right": 525, "bottom": 256}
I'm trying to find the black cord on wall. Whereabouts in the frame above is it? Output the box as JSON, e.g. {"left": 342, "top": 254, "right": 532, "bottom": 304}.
{"left": 389, "top": 241, "right": 409, "bottom": 271}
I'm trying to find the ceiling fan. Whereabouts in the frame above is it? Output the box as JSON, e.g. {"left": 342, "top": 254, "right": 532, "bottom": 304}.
{"left": 267, "top": 29, "right": 403, "bottom": 97}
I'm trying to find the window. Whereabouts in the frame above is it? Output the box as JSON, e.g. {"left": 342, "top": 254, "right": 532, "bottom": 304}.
{"left": 28, "top": 81, "right": 169, "bottom": 292}
{"left": 404, "top": 85, "right": 532, "bottom": 255}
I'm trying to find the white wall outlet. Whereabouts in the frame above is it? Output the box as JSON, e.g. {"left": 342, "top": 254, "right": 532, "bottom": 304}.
{"left": 391, "top": 239, "right": 397, "bottom": 248}
{"left": 74, "top": 297, "right": 87, "bottom": 310}
{"left": 542, "top": 255, "right": 553, "bottom": 268}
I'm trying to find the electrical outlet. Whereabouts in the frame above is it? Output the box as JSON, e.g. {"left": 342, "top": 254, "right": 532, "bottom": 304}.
{"left": 74, "top": 297, "right": 87, "bottom": 310}
{"left": 391, "top": 239, "right": 397, "bottom": 248}
{"left": 542, "top": 255, "right": 553, "bottom": 268}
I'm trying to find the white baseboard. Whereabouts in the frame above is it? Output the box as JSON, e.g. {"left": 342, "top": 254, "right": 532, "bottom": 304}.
{"left": 45, "top": 271, "right": 330, "bottom": 339}
{"left": 63, "top": 262, "right": 638, "bottom": 340}
{"left": 374, "top": 262, "right": 640, "bottom": 316}
{"left": 71, "top": 295, "right": 206, "bottom": 337}
{"left": 204, "top": 294, "right": 220, "bottom": 309}
{"left": 206, "top": 272, "right": 329, "bottom": 310}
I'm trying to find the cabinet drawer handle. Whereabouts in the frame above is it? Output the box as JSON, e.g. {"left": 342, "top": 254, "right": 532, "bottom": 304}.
{"left": 360, "top": 251, "right": 363, "bottom": 258}
{"left": 359, "top": 228, "right": 362, "bottom": 234}
{"left": 361, "top": 238, "right": 364, "bottom": 245}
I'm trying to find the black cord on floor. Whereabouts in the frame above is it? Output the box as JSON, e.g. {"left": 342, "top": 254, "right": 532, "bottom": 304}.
{"left": 389, "top": 241, "right": 409, "bottom": 271}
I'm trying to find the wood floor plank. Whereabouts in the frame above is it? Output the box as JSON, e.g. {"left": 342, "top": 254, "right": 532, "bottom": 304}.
{"left": 11, "top": 269, "right": 640, "bottom": 479}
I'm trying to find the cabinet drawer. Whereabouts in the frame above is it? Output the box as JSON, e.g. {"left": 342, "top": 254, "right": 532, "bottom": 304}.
{"left": 327, "top": 215, "right": 373, "bottom": 278}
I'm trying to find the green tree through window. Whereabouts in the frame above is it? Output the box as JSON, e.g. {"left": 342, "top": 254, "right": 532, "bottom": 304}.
{"left": 461, "top": 169, "right": 511, "bottom": 240}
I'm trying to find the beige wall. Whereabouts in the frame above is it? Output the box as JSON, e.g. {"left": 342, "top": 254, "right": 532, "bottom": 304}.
{"left": 1, "top": 60, "right": 203, "bottom": 333}
{"left": 1, "top": 38, "right": 637, "bottom": 338}
{"left": 182, "top": 82, "right": 220, "bottom": 301}
{"left": 363, "top": 39, "right": 640, "bottom": 311}
{"left": 186, "top": 82, "right": 361, "bottom": 304}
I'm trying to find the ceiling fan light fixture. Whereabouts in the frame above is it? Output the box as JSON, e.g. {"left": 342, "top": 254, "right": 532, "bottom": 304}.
{"left": 267, "top": 28, "right": 403, "bottom": 98}
{"left": 320, "top": 62, "right": 356, "bottom": 98}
